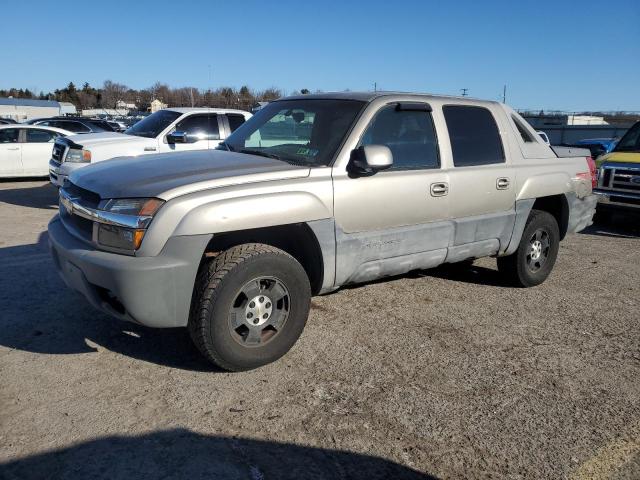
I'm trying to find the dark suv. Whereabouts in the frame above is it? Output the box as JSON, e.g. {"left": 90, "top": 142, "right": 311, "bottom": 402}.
{"left": 27, "top": 117, "right": 115, "bottom": 133}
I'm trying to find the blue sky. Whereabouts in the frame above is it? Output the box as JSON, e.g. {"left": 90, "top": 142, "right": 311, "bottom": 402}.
{"left": 2, "top": 0, "right": 639, "bottom": 111}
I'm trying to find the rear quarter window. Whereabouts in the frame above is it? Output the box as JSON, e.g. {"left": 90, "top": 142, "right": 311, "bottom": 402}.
{"left": 443, "top": 105, "right": 505, "bottom": 166}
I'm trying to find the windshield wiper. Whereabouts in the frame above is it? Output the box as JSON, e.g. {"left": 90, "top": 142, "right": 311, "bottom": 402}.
{"left": 239, "top": 148, "right": 282, "bottom": 161}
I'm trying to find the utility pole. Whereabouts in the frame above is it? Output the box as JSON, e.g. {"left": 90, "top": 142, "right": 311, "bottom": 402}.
{"left": 461, "top": 88, "right": 468, "bottom": 97}
{"left": 374, "top": 82, "right": 377, "bottom": 92}
{"left": 502, "top": 85, "right": 507, "bottom": 103}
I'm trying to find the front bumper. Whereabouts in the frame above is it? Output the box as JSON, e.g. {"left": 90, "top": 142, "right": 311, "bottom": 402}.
{"left": 594, "top": 189, "right": 640, "bottom": 210}
{"left": 49, "top": 159, "right": 85, "bottom": 187}
{"left": 48, "top": 215, "right": 211, "bottom": 328}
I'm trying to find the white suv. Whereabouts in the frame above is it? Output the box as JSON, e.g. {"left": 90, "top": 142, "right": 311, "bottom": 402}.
{"left": 49, "top": 107, "right": 251, "bottom": 186}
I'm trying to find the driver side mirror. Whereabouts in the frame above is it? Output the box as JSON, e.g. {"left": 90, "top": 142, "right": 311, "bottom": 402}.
{"left": 348, "top": 145, "right": 393, "bottom": 176}
{"left": 166, "top": 131, "right": 188, "bottom": 144}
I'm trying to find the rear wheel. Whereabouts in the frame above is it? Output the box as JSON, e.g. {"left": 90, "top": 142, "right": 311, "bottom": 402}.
{"left": 188, "top": 243, "right": 311, "bottom": 371}
{"left": 497, "top": 210, "right": 560, "bottom": 287}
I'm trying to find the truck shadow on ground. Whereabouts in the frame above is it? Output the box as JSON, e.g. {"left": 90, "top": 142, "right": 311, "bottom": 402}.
{"left": 0, "top": 232, "right": 512, "bottom": 371}
{"left": 0, "top": 428, "right": 436, "bottom": 480}
{"left": 0, "top": 233, "right": 219, "bottom": 372}
{"left": 418, "top": 262, "right": 511, "bottom": 288}
{"left": 0, "top": 179, "right": 58, "bottom": 210}
{"left": 581, "top": 213, "right": 640, "bottom": 238}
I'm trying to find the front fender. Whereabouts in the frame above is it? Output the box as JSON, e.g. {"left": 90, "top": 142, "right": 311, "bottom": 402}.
{"left": 138, "top": 178, "right": 333, "bottom": 257}
{"left": 173, "top": 191, "right": 332, "bottom": 236}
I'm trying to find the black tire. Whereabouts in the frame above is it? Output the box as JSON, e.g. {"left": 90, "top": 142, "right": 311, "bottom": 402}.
{"left": 188, "top": 243, "right": 311, "bottom": 371}
{"left": 497, "top": 209, "right": 560, "bottom": 287}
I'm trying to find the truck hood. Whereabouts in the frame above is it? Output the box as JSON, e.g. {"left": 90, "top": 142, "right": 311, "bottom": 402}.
{"left": 67, "top": 132, "right": 152, "bottom": 148}
{"left": 69, "top": 150, "right": 310, "bottom": 200}
{"left": 596, "top": 151, "right": 640, "bottom": 167}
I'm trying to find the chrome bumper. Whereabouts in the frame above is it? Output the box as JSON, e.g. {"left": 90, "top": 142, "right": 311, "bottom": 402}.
{"left": 594, "top": 190, "right": 640, "bottom": 209}
{"left": 49, "top": 159, "right": 84, "bottom": 187}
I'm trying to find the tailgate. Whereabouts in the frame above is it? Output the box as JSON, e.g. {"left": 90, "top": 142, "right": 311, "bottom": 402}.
{"left": 551, "top": 146, "right": 591, "bottom": 158}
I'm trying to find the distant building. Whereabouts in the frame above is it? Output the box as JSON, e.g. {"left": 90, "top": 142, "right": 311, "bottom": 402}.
{"left": 252, "top": 101, "right": 269, "bottom": 113}
{"left": 0, "top": 97, "right": 67, "bottom": 121}
{"left": 116, "top": 100, "right": 137, "bottom": 110}
{"left": 566, "top": 115, "right": 608, "bottom": 126}
{"left": 522, "top": 113, "right": 608, "bottom": 128}
{"left": 59, "top": 102, "right": 77, "bottom": 116}
{"left": 150, "top": 99, "right": 167, "bottom": 113}
{"left": 81, "top": 107, "right": 130, "bottom": 117}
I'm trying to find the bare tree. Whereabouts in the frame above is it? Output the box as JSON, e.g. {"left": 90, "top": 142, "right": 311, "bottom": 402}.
{"left": 101, "top": 80, "right": 128, "bottom": 108}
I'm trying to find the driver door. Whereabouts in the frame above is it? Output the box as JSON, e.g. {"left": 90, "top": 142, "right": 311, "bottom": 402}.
{"left": 332, "top": 102, "right": 451, "bottom": 285}
{"left": 0, "top": 128, "right": 22, "bottom": 176}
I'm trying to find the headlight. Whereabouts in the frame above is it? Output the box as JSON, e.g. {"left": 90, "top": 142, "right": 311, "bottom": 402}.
{"left": 65, "top": 148, "right": 92, "bottom": 163}
{"left": 96, "top": 198, "right": 164, "bottom": 251}
{"left": 97, "top": 224, "right": 146, "bottom": 250}
{"left": 100, "top": 198, "right": 164, "bottom": 216}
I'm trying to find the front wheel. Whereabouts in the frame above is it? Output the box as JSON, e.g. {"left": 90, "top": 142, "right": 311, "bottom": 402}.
{"left": 497, "top": 210, "right": 560, "bottom": 287}
{"left": 188, "top": 243, "right": 311, "bottom": 371}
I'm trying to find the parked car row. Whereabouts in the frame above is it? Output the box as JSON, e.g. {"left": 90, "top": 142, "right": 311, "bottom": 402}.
{"left": 26, "top": 116, "right": 115, "bottom": 133}
{"left": 0, "top": 124, "right": 72, "bottom": 177}
{"left": 0, "top": 108, "right": 251, "bottom": 180}
{"left": 48, "top": 107, "right": 251, "bottom": 186}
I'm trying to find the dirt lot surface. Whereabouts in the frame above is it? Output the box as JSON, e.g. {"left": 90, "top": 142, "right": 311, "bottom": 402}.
{"left": 1, "top": 180, "right": 639, "bottom": 479}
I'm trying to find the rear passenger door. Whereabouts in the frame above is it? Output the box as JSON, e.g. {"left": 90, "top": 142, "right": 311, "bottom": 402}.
{"left": 22, "top": 128, "right": 61, "bottom": 175}
{"left": 442, "top": 105, "right": 515, "bottom": 253}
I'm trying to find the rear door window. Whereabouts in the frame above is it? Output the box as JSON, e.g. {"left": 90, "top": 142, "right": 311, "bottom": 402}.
{"left": 443, "top": 105, "right": 505, "bottom": 166}
{"left": 226, "top": 114, "right": 246, "bottom": 133}
{"left": 176, "top": 114, "right": 220, "bottom": 140}
{"left": 26, "top": 129, "right": 58, "bottom": 143}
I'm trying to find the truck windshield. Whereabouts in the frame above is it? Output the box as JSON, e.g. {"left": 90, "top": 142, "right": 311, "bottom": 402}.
{"left": 222, "top": 99, "right": 366, "bottom": 166}
{"left": 613, "top": 122, "right": 640, "bottom": 152}
{"left": 125, "top": 110, "right": 182, "bottom": 138}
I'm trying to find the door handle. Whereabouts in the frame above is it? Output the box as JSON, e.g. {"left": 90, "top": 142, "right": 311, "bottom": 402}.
{"left": 7, "top": 147, "right": 19, "bottom": 151}
{"left": 430, "top": 182, "right": 449, "bottom": 197}
{"left": 496, "top": 177, "right": 510, "bottom": 190}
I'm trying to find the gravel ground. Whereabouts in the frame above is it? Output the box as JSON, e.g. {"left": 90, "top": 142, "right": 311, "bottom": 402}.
{"left": 0, "top": 180, "right": 638, "bottom": 480}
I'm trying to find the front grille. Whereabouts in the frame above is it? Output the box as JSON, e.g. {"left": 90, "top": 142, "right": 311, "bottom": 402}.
{"left": 52, "top": 143, "right": 65, "bottom": 163}
{"left": 599, "top": 166, "right": 640, "bottom": 193}
{"left": 60, "top": 207, "right": 93, "bottom": 242}
{"left": 611, "top": 168, "right": 640, "bottom": 192}
{"left": 65, "top": 182, "right": 101, "bottom": 209}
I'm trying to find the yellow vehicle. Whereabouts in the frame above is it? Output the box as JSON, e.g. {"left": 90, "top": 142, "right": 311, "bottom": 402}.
{"left": 594, "top": 121, "right": 640, "bottom": 210}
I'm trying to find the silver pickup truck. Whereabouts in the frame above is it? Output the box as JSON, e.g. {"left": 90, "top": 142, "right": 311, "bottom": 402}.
{"left": 48, "top": 92, "right": 597, "bottom": 371}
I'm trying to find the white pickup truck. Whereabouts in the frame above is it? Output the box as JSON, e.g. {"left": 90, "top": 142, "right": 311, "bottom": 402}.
{"left": 48, "top": 107, "right": 251, "bottom": 186}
